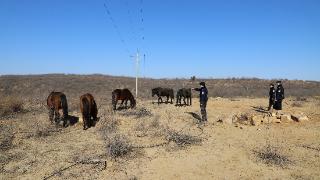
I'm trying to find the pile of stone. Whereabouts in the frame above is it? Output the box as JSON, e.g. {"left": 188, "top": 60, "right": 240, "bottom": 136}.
{"left": 219, "top": 112, "right": 309, "bottom": 126}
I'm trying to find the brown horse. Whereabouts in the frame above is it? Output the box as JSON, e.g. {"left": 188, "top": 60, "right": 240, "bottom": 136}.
{"left": 47, "top": 91, "right": 68, "bottom": 127}
{"left": 80, "top": 93, "right": 98, "bottom": 130}
{"left": 112, "top": 89, "right": 136, "bottom": 110}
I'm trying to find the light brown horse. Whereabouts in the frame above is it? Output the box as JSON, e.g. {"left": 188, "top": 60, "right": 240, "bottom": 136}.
{"left": 112, "top": 89, "right": 136, "bottom": 110}
{"left": 47, "top": 91, "right": 68, "bottom": 127}
{"left": 80, "top": 93, "right": 98, "bottom": 130}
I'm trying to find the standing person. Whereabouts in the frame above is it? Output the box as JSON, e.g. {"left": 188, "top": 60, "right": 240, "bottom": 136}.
{"left": 274, "top": 81, "right": 285, "bottom": 114}
{"left": 267, "top": 83, "right": 275, "bottom": 111}
{"left": 192, "top": 82, "right": 208, "bottom": 122}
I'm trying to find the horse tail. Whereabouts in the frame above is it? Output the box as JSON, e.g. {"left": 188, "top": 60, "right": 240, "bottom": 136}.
{"left": 82, "top": 98, "right": 90, "bottom": 121}
{"left": 60, "top": 94, "right": 68, "bottom": 118}
{"left": 92, "top": 99, "right": 98, "bottom": 120}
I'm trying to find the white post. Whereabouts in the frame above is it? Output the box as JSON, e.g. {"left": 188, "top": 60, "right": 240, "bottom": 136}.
{"left": 135, "top": 50, "right": 139, "bottom": 98}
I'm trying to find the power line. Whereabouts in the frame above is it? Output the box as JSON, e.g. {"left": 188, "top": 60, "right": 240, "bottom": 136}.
{"left": 103, "top": 0, "right": 130, "bottom": 55}
{"left": 123, "top": 0, "right": 137, "bottom": 42}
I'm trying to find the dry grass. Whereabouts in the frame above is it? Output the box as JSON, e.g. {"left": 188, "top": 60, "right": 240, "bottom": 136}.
{"left": 291, "top": 102, "right": 304, "bottom": 107}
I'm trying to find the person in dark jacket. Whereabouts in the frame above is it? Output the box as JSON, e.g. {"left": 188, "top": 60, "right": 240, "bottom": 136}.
{"left": 192, "top": 82, "right": 208, "bottom": 122}
{"left": 274, "top": 81, "right": 285, "bottom": 113}
{"left": 267, "top": 83, "right": 275, "bottom": 111}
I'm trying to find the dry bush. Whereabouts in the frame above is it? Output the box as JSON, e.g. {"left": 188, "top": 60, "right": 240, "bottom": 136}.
{"left": 107, "top": 134, "right": 133, "bottom": 159}
{"left": 120, "top": 107, "right": 152, "bottom": 119}
{"left": 254, "top": 144, "right": 292, "bottom": 168}
{"left": 166, "top": 130, "right": 202, "bottom": 147}
{"left": 0, "top": 96, "right": 24, "bottom": 118}
{"left": 149, "top": 115, "right": 160, "bottom": 128}
{"left": 1, "top": 75, "right": 320, "bottom": 99}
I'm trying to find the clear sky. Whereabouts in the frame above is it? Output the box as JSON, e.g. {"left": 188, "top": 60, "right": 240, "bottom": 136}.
{"left": 1, "top": 0, "right": 319, "bottom": 80}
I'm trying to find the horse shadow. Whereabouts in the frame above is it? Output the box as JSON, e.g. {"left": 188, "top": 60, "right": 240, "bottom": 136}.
{"left": 251, "top": 106, "right": 269, "bottom": 114}
{"left": 67, "top": 115, "right": 79, "bottom": 126}
{"left": 116, "top": 106, "right": 131, "bottom": 111}
{"left": 186, "top": 112, "right": 202, "bottom": 122}
{"left": 152, "top": 101, "right": 173, "bottom": 105}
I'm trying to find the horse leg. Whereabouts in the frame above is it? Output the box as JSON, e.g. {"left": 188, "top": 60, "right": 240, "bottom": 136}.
{"left": 83, "top": 117, "right": 87, "bottom": 130}
{"left": 190, "top": 97, "right": 192, "bottom": 106}
{"left": 125, "top": 100, "right": 128, "bottom": 108}
{"left": 48, "top": 108, "right": 54, "bottom": 123}
{"left": 54, "top": 109, "right": 60, "bottom": 127}
{"left": 183, "top": 97, "right": 186, "bottom": 105}
{"left": 113, "top": 100, "right": 117, "bottom": 110}
{"left": 166, "top": 96, "right": 169, "bottom": 104}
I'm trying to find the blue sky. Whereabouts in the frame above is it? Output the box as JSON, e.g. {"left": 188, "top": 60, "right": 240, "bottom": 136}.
{"left": 0, "top": 0, "right": 319, "bottom": 80}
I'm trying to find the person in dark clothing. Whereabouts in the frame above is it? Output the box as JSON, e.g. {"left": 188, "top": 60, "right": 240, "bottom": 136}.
{"left": 192, "top": 82, "right": 208, "bottom": 122}
{"left": 267, "top": 83, "right": 275, "bottom": 111}
{"left": 274, "top": 81, "right": 285, "bottom": 113}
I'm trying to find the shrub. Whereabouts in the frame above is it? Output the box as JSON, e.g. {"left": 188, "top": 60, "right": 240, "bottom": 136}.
{"left": 254, "top": 144, "right": 291, "bottom": 168}
{"left": 107, "top": 134, "right": 133, "bottom": 159}
{"left": 166, "top": 130, "right": 202, "bottom": 147}
{"left": 0, "top": 96, "right": 24, "bottom": 117}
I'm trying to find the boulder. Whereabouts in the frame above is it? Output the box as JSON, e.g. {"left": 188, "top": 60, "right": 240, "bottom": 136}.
{"left": 251, "top": 115, "right": 263, "bottom": 126}
{"left": 272, "top": 117, "right": 281, "bottom": 123}
{"left": 223, "top": 115, "right": 234, "bottom": 125}
{"left": 291, "top": 114, "right": 309, "bottom": 122}
{"left": 281, "top": 114, "right": 292, "bottom": 123}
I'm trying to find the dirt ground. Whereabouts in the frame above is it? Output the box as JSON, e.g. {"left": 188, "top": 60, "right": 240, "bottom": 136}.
{"left": 1, "top": 97, "right": 319, "bottom": 180}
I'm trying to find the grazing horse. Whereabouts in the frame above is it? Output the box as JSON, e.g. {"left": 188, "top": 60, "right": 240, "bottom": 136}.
{"left": 152, "top": 87, "right": 174, "bottom": 104}
{"left": 112, "top": 89, "right": 136, "bottom": 110}
{"left": 80, "top": 93, "right": 98, "bottom": 130}
{"left": 176, "top": 88, "right": 192, "bottom": 106}
{"left": 47, "top": 91, "right": 68, "bottom": 127}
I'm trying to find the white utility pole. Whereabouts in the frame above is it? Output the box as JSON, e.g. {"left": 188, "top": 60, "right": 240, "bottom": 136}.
{"left": 132, "top": 49, "right": 140, "bottom": 98}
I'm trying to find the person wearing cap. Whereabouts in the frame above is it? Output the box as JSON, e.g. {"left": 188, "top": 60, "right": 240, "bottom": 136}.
{"left": 192, "top": 82, "right": 208, "bottom": 122}
{"left": 274, "top": 81, "right": 285, "bottom": 114}
{"left": 267, "top": 83, "right": 276, "bottom": 111}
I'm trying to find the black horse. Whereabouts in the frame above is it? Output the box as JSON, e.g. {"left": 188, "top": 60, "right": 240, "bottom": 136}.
{"left": 152, "top": 87, "right": 174, "bottom": 104}
{"left": 176, "top": 88, "right": 192, "bottom": 106}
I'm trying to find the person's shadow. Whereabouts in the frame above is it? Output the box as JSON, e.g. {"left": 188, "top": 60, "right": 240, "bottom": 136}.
{"left": 186, "top": 112, "right": 202, "bottom": 122}
{"left": 251, "top": 106, "right": 269, "bottom": 114}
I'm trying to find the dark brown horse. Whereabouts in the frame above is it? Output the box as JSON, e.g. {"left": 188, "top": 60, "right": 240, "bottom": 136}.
{"left": 112, "top": 89, "right": 136, "bottom": 110}
{"left": 47, "top": 91, "right": 68, "bottom": 127}
{"left": 80, "top": 93, "right": 98, "bottom": 130}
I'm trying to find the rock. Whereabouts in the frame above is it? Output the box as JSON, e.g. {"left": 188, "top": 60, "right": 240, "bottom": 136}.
{"left": 222, "top": 115, "right": 234, "bottom": 125}
{"left": 217, "top": 115, "right": 233, "bottom": 125}
{"left": 291, "top": 114, "right": 309, "bottom": 122}
{"left": 251, "top": 115, "right": 263, "bottom": 126}
{"left": 272, "top": 118, "right": 281, "bottom": 123}
{"left": 262, "top": 116, "right": 278, "bottom": 124}
{"left": 281, "top": 114, "right": 292, "bottom": 123}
